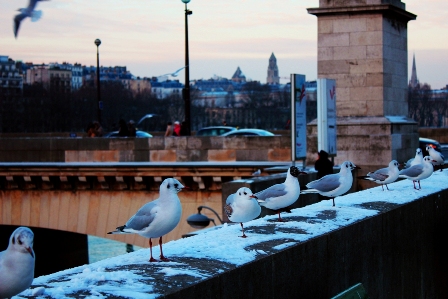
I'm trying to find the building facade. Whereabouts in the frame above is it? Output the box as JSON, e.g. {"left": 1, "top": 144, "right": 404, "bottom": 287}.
{"left": 266, "top": 53, "right": 280, "bottom": 84}
{"left": 0, "top": 56, "right": 23, "bottom": 96}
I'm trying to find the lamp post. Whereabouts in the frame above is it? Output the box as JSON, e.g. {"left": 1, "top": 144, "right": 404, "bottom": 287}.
{"left": 94, "top": 38, "right": 102, "bottom": 124}
{"left": 181, "top": 0, "right": 192, "bottom": 135}
{"left": 186, "top": 206, "right": 224, "bottom": 229}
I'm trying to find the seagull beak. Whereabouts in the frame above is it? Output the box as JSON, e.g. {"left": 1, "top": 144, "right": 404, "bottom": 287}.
{"left": 26, "top": 247, "right": 34, "bottom": 258}
{"left": 250, "top": 194, "right": 258, "bottom": 199}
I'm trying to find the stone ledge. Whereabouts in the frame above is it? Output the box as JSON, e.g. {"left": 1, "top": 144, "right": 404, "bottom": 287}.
{"left": 22, "top": 170, "right": 448, "bottom": 298}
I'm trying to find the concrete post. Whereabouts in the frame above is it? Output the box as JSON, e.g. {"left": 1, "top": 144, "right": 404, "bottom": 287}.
{"left": 307, "top": 1, "right": 419, "bottom": 178}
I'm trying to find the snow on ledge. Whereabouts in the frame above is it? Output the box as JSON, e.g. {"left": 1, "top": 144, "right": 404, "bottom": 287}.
{"left": 18, "top": 170, "right": 448, "bottom": 299}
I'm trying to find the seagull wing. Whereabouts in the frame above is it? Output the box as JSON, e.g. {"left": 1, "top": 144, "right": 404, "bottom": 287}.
{"left": 368, "top": 168, "right": 389, "bottom": 181}
{"left": 399, "top": 164, "right": 424, "bottom": 178}
{"left": 172, "top": 66, "right": 187, "bottom": 76}
{"left": 28, "top": 0, "right": 39, "bottom": 11}
{"left": 255, "top": 184, "right": 287, "bottom": 201}
{"left": 13, "top": 13, "right": 28, "bottom": 38}
{"left": 124, "top": 201, "right": 158, "bottom": 231}
{"left": 306, "top": 174, "right": 341, "bottom": 192}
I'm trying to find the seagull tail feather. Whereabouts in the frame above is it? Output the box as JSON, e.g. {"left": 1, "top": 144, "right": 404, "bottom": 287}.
{"left": 31, "top": 10, "right": 42, "bottom": 22}
{"left": 107, "top": 225, "right": 130, "bottom": 235}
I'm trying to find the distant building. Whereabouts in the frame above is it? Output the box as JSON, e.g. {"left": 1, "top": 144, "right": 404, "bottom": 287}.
{"left": 150, "top": 77, "right": 183, "bottom": 99}
{"left": 409, "top": 54, "right": 419, "bottom": 88}
{"left": 0, "top": 55, "right": 23, "bottom": 96}
{"left": 266, "top": 53, "right": 279, "bottom": 84}
{"left": 231, "top": 67, "right": 246, "bottom": 83}
{"left": 26, "top": 64, "right": 72, "bottom": 93}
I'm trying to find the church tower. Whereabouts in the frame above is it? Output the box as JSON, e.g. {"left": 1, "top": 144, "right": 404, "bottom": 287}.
{"left": 409, "top": 54, "right": 419, "bottom": 88}
{"left": 266, "top": 53, "right": 279, "bottom": 84}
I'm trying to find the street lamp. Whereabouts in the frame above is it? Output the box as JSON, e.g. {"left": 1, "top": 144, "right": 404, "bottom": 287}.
{"left": 181, "top": 0, "right": 192, "bottom": 136}
{"left": 186, "top": 206, "right": 224, "bottom": 229}
{"left": 94, "top": 38, "right": 102, "bottom": 124}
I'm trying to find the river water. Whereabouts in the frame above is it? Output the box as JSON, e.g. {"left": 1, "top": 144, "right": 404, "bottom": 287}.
{"left": 88, "top": 235, "right": 142, "bottom": 263}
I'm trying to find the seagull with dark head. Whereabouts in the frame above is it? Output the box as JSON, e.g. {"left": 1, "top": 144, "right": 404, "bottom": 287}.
{"left": 13, "top": 0, "right": 50, "bottom": 38}
{"left": 0, "top": 227, "right": 35, "bottom": 299}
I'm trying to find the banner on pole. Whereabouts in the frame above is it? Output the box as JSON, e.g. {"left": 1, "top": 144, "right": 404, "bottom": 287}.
{"left": 317, "top": 78, "right": 337, "bottom": 156}
{"left": 291, "top": 74, "right": 307, "bottom": 160}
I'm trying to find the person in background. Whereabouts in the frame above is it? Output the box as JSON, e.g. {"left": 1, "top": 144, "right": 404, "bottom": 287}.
{"left": 180, "top": 121, "right": 189, "bottom": 136}
{"left": 173, "top": 121, "right": 181, "bottom": 136}
{"left": 165, "top": 122, "right": 173, "bottom": 136}
{"left": 93, "top": 121, "right": 103, "bottom": 137}
{"left": 118, "top": 119, "right": 130, "bottom": 137}
{"left": 222, "top": 120, "right": 228, "bottom": 126}
{"left": 128, "top": 120, "right": 136, "bottom": 137}
{"left": 86, "top": 122, "right": 96, "bottom": 137}
{"left": 314, "top": 150, "right": 334, "bottom": 179}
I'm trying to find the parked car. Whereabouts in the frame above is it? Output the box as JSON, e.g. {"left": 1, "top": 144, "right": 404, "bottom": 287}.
{"left": 104, "top": 131, "right": 153, "bottom": 138}
{"left": 195, "top": 126, "right": 237, "bottom": 136}
{"left": 419, "top": 137, "right": 442, "bottom": 156}
{"left": 220, "top": 128, "right": 275, "bottom": 136}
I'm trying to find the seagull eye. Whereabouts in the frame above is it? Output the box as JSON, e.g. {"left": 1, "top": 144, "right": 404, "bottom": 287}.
{"left": 18, "top": 238, "right": 23, "bottom": 245}
{"left": 174, "top": 183, "right": 178, "bottom": 188}
{"left": 12, "top": 237, "right": 15, "bottom": 244}
{"left": 167, "top": 184, "right": 170, "bottom": 189}
{"left": 238, "top": 192, "right": 241, "bottom": 196}
{"left": 243, "top": 192, "right": 247, "bottom": 195}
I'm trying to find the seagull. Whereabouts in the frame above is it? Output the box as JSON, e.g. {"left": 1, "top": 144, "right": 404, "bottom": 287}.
{"left": 358, "top": 160, "right": 400, "bottom": 191}
{"left": 426, "top": 145, "right": 445, "bottom": 171}
{"left": 224, "top": 187, "right": 261, "bottom": 238}
{"left": 158, "top": 66, "right": 188, "bottom": 78}
{"left": 252, "top": 169, "right": 261, "bottom": 176}
{"left": 398, "top": 156, "right": 434, "bottom": 190}
{"left": 301, "top": 161, "right": 360, "bottom": 207}
{"left": 13, "top": 0, "right": 50, "bottom": 39}
{"left": 255, "top": 166, "right": 307, "bottom": 222}
{"left": 108, "top": 178, "right": 184, "bottom": 262}
{"left": 0, "top": 227, "right": 35, "bottom": 299}
{"left": 405, "top": 148, "right": 423, "bottom": 168}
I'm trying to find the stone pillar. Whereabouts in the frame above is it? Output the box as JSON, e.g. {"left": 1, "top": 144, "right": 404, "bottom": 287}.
{"left": 307, "top": 1, "right": 419, "bottom": 181}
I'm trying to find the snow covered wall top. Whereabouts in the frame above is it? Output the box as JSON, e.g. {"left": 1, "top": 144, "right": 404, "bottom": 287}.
{"left": 18, "top": 169, "right": 448, "bottom": 299}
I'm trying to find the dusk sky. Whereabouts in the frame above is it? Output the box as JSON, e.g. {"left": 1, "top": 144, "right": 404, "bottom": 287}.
{"left": 1, "top": 0, "right": 447, "bottom": 88}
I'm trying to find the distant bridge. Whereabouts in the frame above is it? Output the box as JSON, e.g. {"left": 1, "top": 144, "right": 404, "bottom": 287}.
{"left": 0, "top": 161, "right": 291, "bottom": 247}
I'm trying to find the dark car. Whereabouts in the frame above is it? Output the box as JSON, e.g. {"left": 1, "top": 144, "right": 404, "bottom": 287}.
{"left": 195, "top": 126, "right": 237, "bottom": 136}
{"left": 104, "top": 131, "right": 153, "bottom": 138}
{"left": 220, "top": 128, "right": 275, "bottom": 136}
{"left": 419, "top": 137, "right": 442, "bottom": 156}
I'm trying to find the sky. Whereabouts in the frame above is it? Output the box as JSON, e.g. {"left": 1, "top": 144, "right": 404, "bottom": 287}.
{"left": 1, "top": 0, "right": 447, "bottom": 88}
{"left": 12, "top": 167, "right": 448, "bottom": 298}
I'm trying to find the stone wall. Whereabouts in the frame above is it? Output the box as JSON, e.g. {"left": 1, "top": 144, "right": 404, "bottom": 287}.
{"left": 0, "top": 136, "right": 292, "bottom": 163}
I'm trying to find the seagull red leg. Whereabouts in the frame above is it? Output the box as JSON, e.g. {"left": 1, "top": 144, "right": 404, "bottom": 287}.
{"left": 332, "top": 198, "right": 335, "bottom": 207}
{"left": 239, "top": 223, "right": 247, "bottom": 238}
{"left": 149, "top": 239, "right": 157, "bottom": 262}
{"left": 159, "top": 236, "right": 169, "bottom": 262}
{"left": 277, "top": 211, "right": 285, "bottom": 222}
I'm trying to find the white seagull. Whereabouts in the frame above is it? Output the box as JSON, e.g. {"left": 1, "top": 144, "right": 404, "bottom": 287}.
{"left": 158, "top": 66, "right": 188, "bottom": 78}
{"left": 108, "top": 178, "right": 185, "bottom": 262}
{"left": 301, "top": 161, "right": 360, "bottom": 207}
{"left": 398, "top": 156, "right": 434, "bottom": 190}
{"left": 255, "top": 166, "right": 306, "bottom": 222}
{"left": 405, "top": 148, "right": 423, "bottom": 168}
{"left": 0, "top": 227, "right": 35, "bottom": 299}
{"left": 426, "top": 145, "right": 445, "bottom": 171}
{"left": 224, "top": 187, "right": 261, "bottom": 238}
{"left": 13, "top": 0, "right": 50, "bottom": 39}
{"left": 358, "top": 160, "right": 400, "bottom": 191}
